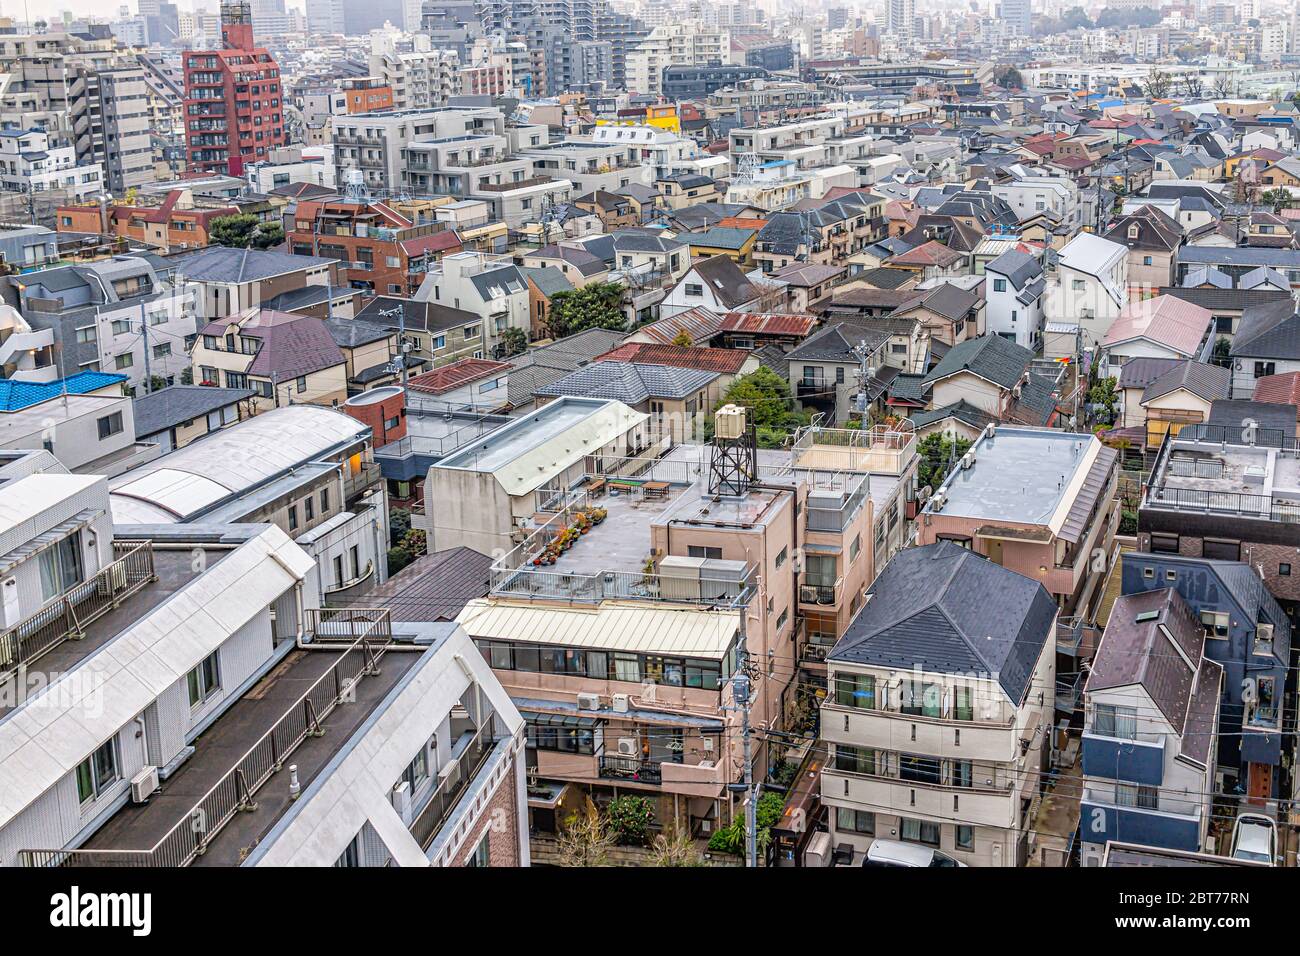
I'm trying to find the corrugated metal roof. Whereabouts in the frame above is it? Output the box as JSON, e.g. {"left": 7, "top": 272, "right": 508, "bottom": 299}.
{"left": 456, "top": 599, "right": 740, "bottom": 658}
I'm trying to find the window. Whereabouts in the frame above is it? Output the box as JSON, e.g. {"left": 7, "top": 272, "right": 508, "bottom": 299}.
{"left": 187, "top": 651, "right": 221, "bottom": 707}
{"left": 836, "top": 807, "right": 875, "bottom": 834}
{"left": 334, "top": 835, "right": 360, "bottom": 868}
{"left": 76, "top": 739, "right": 119, "bottom": 804}
{"left": 1254, "top": 361, "right": 1276, "bottom": 378}
{"left": 401, "top": 746, "right": 430, "bottom": 791}
{"left": 849, "top": 535, "right": 861, "bottom": 561}
{"left": 949, "top": 760, "right": 973, "bottom": 788}
{"left": 296, "top": 376, "right": 308, "bottom": 393}
{"left": 834, "top": 673, "right": 875, "bottom": 709}
{"left": 687, "top": 545, "right": 723, "bottom": 560}
{"left": 320, "top": 488, "right": 330, "bottom": 513}
{"left": 901, "top": 680, "right": 941, "bottom": 717}
{"left": 1200, "top": 610, "right": 1230, "bottom": 638}
{"left": 111, "top": 318, "right": 132, "bottom": 336}
{"left": 113, "top": 352, "right": 133, "bottom": 370}
{"left": 152, "top": 343, "right": 171, "bottom": 359}
{"left": 1093, "top": 703, "right": 1137, "bottom": 739}
{"left": 834, "top": 745, "right": 878, "bottom": 775}
{"left": 38, "top": 531, "right": 84, "bottom": 603}
{"left": 1149, "top": 533, "right": 1179, "bottom": 554}
{"left": 304, "top": 496, "right": 314, "bottom": 521}
{"left": 1071, "top": 279, "right": 1085, "bottom": 292}
{"left": 1202, "top": 539, "right": 1240, "bottom": 561}
{"left": 467, "top": 834, "right": 490, "bottom": 867}
{"left": 953, "top": 685, "right": 974, "bottom": 721}
{"left": 1115, "top": 783, "right": 1159, "bottom": 810}
{"left": 900, "top": 754, "right": 941, "bottom": 784}
{"left": 288, "top": 504, "right": 299, "bottom": 531}
{"left": 993, "top": 278, "right": 1006, "bottom": 292}
{"left": 1281, "top": 563, "right": 1291, "bottom": 577}
{"left": 900, "top": 818, "right": 940, "bottom": 847}
{"left": 775, "top": 546, "right": 787, "bottom": 569}
{"left": 684, "top": 282, "right": 703, "bottom": 297}
{"left": 835, "top": 367, "right": 845, "bottom": 384}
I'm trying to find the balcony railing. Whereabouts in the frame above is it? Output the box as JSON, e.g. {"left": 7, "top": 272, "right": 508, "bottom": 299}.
{"left": 409, "top": 718, "right": 498, "bottom": 851}
{"left": 18, "top": 610, "right": 392, "bottom": 868}
{"left": 798, "top": 578, "right": 839, "bottom": 606}
{"left": 599, "top": 755, "right": 665, "bottom": 785}
{"left": 0, "top": 541, "right": 155, "bottom": 681}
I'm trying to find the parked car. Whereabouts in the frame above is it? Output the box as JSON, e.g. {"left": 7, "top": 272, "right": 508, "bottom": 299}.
{"left": 1230, "top": 813, "right": 1277, "bottom": 866}
{"left": 861, "top": 839, "right": 967, "bottom": 868}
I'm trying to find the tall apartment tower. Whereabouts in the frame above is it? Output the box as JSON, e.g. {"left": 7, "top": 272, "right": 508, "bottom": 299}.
{"left": 887, "top": 0, "right": 915, "bottom": 37}
{"left": 182, "top": 2, "right": 286, "bottom": 175}
{"left": 997, "top": 0, "right": 1032, "bottom": 35}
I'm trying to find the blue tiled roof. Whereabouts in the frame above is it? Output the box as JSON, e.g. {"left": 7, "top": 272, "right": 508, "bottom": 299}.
{"left": 0, "top": 371, "right": 128, "bottom": 411}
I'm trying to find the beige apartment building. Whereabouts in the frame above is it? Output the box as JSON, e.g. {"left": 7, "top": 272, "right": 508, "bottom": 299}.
{"left": 821, "top": 541, "right": 1058, "bottom": 867}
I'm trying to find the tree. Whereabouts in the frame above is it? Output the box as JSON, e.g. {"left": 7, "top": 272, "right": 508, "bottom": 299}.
{"left": 1262, "top": 188, "right": 1295, "bottom": 213}
{"left": 993, "top": 66, "right": 1024, "bottom": 90}
{"left": 916, "top": 432, "right": 973, "bottom": 492}
{"left": 1180, "top": 75, "right": 1204, "bottom": 99}
{"left": 671, "top": 328, "right": 694, "bottom": 348}
{"left": 556, "top": 798, "right": 615, "bottom": 867}
{"left": 1212, "top": 75, "right": 1236, "bottom": 99}
{"left": 179, "top": 366, "right": 194, "bottom": 385}
{"left": 718, "top": 366, "right": 810, "bottom": 448}
{"left": 605, "top": 795, "right": 654, "bottom": 846}
{"left": 498, "top": 326, "right": 527, "bottom": 357}
{"left": 1144, "top": 69, "right": 1172, "bottom": 100}
{"left": 208, "top": 213, "right": 284, "bottom": 250}
{"left": 1088, "top": 376, "right": 1119, "bottom": 426}
{"left": 545, "top": 281, "right": 628, "bottom": 338}
{"left": 706, "top": 791, "right": 786, "bottom": 857}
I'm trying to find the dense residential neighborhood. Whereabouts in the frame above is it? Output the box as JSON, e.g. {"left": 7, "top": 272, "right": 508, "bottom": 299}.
{"left": 1, "top": 0, "right": 1300, "bottom": 903}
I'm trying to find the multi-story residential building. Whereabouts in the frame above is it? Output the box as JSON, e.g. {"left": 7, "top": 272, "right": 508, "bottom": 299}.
{"left": 182, "top": 1, "right": 286, "bottom": 174}
{"left": 75, "top": 66, "right": 154, "bottom": 196}
{"left": 991, "top": 173, "right": 1080, "bottom": 235}
{"left": 0, "top": 449, "right": 523, "bottom": 868}
{"left": 1079, "top": 588, "right": 1222, "bottom": 865}
{"left": 517, "top": 140, "right": 654, "bottom": 195}
{"left": 916, "top": 426, "right": 1121, "bottom": 715}
{"left": 413, "top": 252, "right": 531, "bottom": 357}
{"left": 821, "top": 541, "right": 1057, "bottom": 866}
{"left": 5, "top": 254, "right": 200, "bottom": 392}
{"left": 191, "top": 308, "right": 348, "bottom": 413}
{"left": 589, "top": 124, "right": 729, "bottom": 181}
{"left": 286, "top": 193, "right": 463, "bottom": 297}
{"left": 1103, "top": 205, "right": 1184, "bottom": 292}
{"left": 1119, "top": 552, "right": 1291, "bottom": 809}
{"left": 369, "top": 36, "right": 459, "bottom": 112}
{"left": 625, "top": 23, "right": 732, "bottom": 96}
{"left": 0, "top": 128, "right": 102, "bottom": 203}
{"left": 0, "top": 370, "right": 157, "bottom": 475}
{"left": 984, "top": 250, "right": 1046, "bottom": 349}
{"left": 55, "top": 189, "right": 238, "bottom": 253}
{"left": 1049, "top": 232, "right": 1129, "bottom": 349}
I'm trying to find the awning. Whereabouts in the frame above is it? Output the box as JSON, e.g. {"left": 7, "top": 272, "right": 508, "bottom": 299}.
{"left": 0, "top": 509, "right": 101, "bottom": 576}
{"left": 519, "top": 710, "right": 602, "bottom": 729}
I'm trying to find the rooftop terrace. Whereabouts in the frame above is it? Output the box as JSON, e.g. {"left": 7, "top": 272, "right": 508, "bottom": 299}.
{"left": 1144, "top": 427, "right": 1300, "bottom": 522}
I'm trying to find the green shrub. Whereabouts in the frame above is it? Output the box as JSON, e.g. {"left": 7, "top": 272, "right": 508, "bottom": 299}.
{"left": 605, "top": 795, "right": 654, "bottom": 846}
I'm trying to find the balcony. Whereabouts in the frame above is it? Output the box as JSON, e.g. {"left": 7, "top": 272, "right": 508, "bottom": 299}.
{"left": 1055, "top": 672, "right": 1083, "bottom": 715}
{"left": 408, "top": 718, "right": 499, "bottom": 851}
{"left": 798, "top": 577, "right": 839, "bottom": 607}
{"left": 821, "top": 766, "right": 1018, "bottom": 830}
{"left": 821, "top": 702, "right": 1020, "bottom": 763}
{"left": 0, "top": 541, "right": 155, "bottom": 681}
{"left": 598, "top": 755, "right": 664, "bottom": 785}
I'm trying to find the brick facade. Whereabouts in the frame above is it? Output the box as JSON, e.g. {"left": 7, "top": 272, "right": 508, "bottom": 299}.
{"left": 451, "top": 753, "right": 522, "bottom": 867}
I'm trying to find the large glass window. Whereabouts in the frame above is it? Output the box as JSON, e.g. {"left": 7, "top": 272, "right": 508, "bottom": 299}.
{"left": 836, "top": 807, "right": 875, "bottom": 834}
{"left": 1093, "top": 703, "right": 1137, "bottom": 739}
{"left": 834, "top": 745, "right": 877, "bottom": 775}
{"left": 38, "top": 531, "right": 84, "bottom": 603}
{"left": 186, "top": 651, "right": 221, "bottom": 708}
{"left": 834, "top": 673, "right": 875, "bottom": 709}
{"left": 899, "top": 754, "right": 941, "bottom": 785}
{"left": 900, "top": 818, "right": 940, "bottom": 847}
{"left": 901, "top": 680, "right": 941, "bottom": 717}
{"left": 76, "top": 739, "right": 119, "bottom": 804}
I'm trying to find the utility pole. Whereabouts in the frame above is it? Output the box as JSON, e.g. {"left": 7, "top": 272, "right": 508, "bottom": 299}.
{"left": 851, "top": 338, "right": 877, "bottom": 423}
{"left": 727, "top": 606, "right": 758, "bottom": 868}
{"left": 378, "top": 305, "right": 409, "bottom": 386}
{"left": 139, "top": 302, "right": 153, "bottom": 395}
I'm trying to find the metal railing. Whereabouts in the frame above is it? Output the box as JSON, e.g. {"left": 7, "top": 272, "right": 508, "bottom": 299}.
{"left": 0, "top": 541, "right": 155, "bottom": 680}
{"left": 409, "top": 719, "right": 498, "bottom": 851}
{"left": 798, "top": 579, "right": 839, "bottom": 606}
{"left": 599, "top": 755, "right": 664, "bottom": 785}
{"left": 18, "top": 609, "right": 392, "bottom": 868}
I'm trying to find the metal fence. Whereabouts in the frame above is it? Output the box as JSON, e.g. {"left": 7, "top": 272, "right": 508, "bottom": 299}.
{"left": 409, "top": 719, "right": 498, "bottom": 851}
{"left": 18, "top": 609, "right": 392, "bottom": 868}
{"left": 0, "top": 541, "right": 155, "bottom": 680}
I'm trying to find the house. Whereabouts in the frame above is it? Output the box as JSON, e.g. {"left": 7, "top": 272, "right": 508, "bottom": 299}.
{"left": 1100, "top": 295, "right": 1213, "bottom": 379}
{"left": 1227, "top": 299, "right": 1300, "bottom": 398}
{"left": 820, "top": 542, "right": 1058, "bottom": 866}
{"left": 574, "top": 189, "right": 638, "bottom": 229}
{"left": 685, "top": 227, "right": 758, "bottom": 268}
{"left": 533, "top": 361, "right": 718, "bottom": 444}
{"left": 1117, "top": 358, "right": 1186, "bottom": 428}
{"left": 1159, "top": 285, "right": 1293, "bottom": 339}
{"left": 785, "top": 323, "right": 890, "bottom": 423}
{"left": 191, "top": 308, "right": 349, "bottom": 413}
{"left": 660, "top": 255, "right": 764, "bottom": 319}
{"left": 520, "top": 244, "right": 610, "bottom": 288}
{"left": 1102, "top": 205, "right": 1183, "bottom": 291}
{"left": 919, "top": 336, "right": 1059, "bottom": 428}
{"left": 522, "top": 266, "right": 575, "bottom": 340}
{"left": 323, "top": 316, "right": 402, "bottom": 394}
{"left": 1050, "top": 232, "right": 1129, "bottom": 345}
{"left": 657, "top": 173, "right": 720, "bottom": 210}
{"left": 354, "top": 296, "right": 489, "bottom": 371}
{"left": 984, "top": 250, "right": 1046, "bottom": 349}
{"left": 764, "top": 262, "right": 844, "bottom": 313}
{"left": 1136, "top": 360, "right": 1232, "bottom": 451}
{"left": 890, "top": 282, "right": 985, "bottom": 349}
{"left": 168, "top": 246, "right": 344, "bottom": 321}
{"left": 1252, "top": 371, "right": 1300, "bottom": 433}
{"left": 130, "top": 384, "right": 253, "bottom": 453}
{"left": 56, "top": 189, "right": 238, "bottom": 253}
{"left": 594, "top": 341, "right": 756, "bottom": 409}
{"left": 504, "top": 329, "right": 628, "bottom": 410}
{"left": 884, "top": 239, "right": 967, "bottom": 280}
{"left": 1119, "top": 553, "right": 1292, "bottom": 807}
{"left": 1079, "top": 588, "right": 1222, "bottom": 865}
{"left": 916, "top": 426, "right": 1120, "bottom": 674}
{"left": 407, "top": 357, "right": 511, "bottom": 412}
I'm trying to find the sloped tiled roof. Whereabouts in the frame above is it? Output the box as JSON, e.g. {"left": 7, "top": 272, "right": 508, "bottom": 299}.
{"left": 786, "top": 322, "right": 888, "bottom": 363}
{"left": 1102, "top": 295, "right": 1213, "bottom": 356}
{"left": 596, "top": 343, "right": 749, "bottom": 373}
{"left": 407, "top": 357, "right": 511, "bottom": 396}
{"left": 1253, "top": 371, "right": 1300, "bottom": 412}
{"left": 534, "top": 360, "right": 718, "bottom": 403}
{"left": 922, "top": 334, "right": 1035, "bottom": 391}
{"left": 201, "top": 308, "right": 345, "bottom": 380}
{"left": 0, "top": 371, "right": 127, "bottom": 412}
{"left": 1141, "top": 360, "right": 1230, "bottom": 404}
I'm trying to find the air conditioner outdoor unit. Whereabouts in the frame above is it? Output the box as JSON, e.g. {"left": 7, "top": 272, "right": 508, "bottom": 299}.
{"left": 612, "top": 693, "right": 631, "bottom": 713}
{"left": 130, "top": 766, "right": 159, "bottom": 804}
{"left": 702, "top": 737, "right": 714, "bottom": 752}
{"left": 439, "top": 755, "right": 460, "bottom": 782}
{"left": 616, "top": 737, "right": 638, "bottom": 756}
{"left": 391, "top": 780, "right": 411, "bottom": 819}
{"left": 576, "top": 692, "right": 601, "bottom": 711}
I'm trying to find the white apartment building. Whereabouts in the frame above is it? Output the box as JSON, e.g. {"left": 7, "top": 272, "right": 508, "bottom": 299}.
{"left": 626, "top": 23, "right": 732, "bottom": 96}
{"left": 369, "top": 34, "right": 459, "bottom": 112}
{"left": 991, "top": 170, "right": 1080, "bottom": 232}
{"left": 1047, "top": 232, "right": 1129, "bottom": 349}
{"left": 821, "top": 542, "right": 1057, "bottom": 867}
{"left": 589, "top": 124, "right": 729, "bottom": 180}
{"left": 0, "top": 129, "right": 102, "bottom": 202}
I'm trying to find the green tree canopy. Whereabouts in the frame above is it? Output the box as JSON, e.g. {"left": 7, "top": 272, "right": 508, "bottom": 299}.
{"left": 545, "top": 281, "right": 628, "bottom": 338}
{"left": 917, "top": 432, "right": 973, "bottom": 492}
{"left": 208, "top": 213, "right": 284, "bottom": 250}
